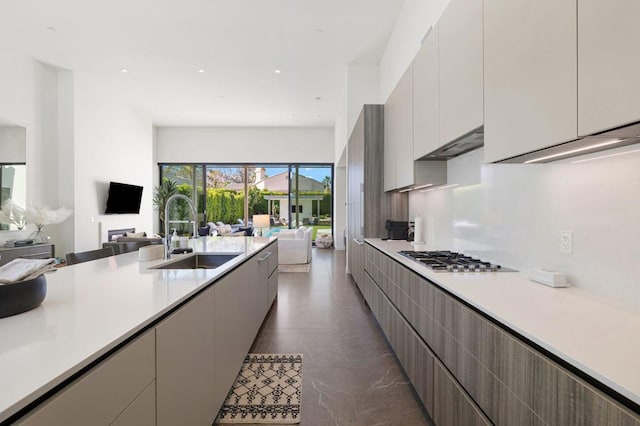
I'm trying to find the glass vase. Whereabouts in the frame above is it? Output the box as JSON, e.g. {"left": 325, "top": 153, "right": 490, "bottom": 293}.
{"left": 29, "top": 224, "right": 50, "bottom": 244}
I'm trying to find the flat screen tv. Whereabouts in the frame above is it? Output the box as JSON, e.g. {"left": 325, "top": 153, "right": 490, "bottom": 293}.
{"left": 105, "top": 182, "right": 143, "bottom": 214}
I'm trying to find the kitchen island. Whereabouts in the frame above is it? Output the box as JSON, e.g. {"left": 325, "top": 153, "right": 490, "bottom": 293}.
{"left": 0, "top": 236, "right": 278, "bottom": 425}
{"left": 362, "top": 238, "right": 640, "bottom": 425}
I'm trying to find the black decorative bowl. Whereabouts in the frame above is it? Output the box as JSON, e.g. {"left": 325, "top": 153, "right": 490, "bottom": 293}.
{"left": 0, "top": 274, "right": 47, "bottom": 318}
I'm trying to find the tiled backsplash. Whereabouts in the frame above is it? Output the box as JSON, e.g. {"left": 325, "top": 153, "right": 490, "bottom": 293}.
{"left": 409, "top": 147, "right": 640, "bottom": 310}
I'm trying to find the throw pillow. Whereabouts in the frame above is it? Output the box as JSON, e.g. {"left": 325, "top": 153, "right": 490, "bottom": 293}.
{"left": 294, "top": 227, "right": 305, "bottom": 239}
{"left": 125, "top": 231, "right": 146, "bottom": 238}
{"left": 216, "top": 221, "right": 225, "bottom": 227}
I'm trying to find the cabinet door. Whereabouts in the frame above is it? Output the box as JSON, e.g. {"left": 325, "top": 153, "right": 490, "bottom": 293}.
{"left": 484, "top": 0, "right": 577, "bottom": 163}
{"left": 578, "top": 0, "right": 640, "bottom": 135}
{"left": 268, "top": 269, "right": 278, "bottom": 306}
{"left": 257, "top": 249, "right": 273, "bottom": 318}
{"left": 213, "top": 257, "right": 262, "bottom": 409}
{"left": 438, "top": 0, "right": 483, "bottom": 145}
{"left": 156, "top": 286, "right": 215, "bottom": 426}
{"left": 433, "top": 358, "right": 491, "bottom": 426}
{"left": 385, "top": 65, "right": 413, "bottom": 190}
{"left": 350, "top": 239, "right": 364, "bottom": 288}
{"left": 20, "top": 331, "right": 155, "bottom": 426}
{"left": 111, "top": 381, "right": 156, "bottom": 426}
{"left": 413, "top": 25, "right": 440, "bottom": 159}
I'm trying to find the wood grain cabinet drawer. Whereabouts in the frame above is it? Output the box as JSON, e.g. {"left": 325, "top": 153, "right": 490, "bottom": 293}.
{"left": 433, "top": 357, "right": 491, "bottom": 426}
{"left": 19, "top": 330, "right": 155, "bottom": 426}
{"left": 0, "top": 244, "right": 55, "bottom": 266}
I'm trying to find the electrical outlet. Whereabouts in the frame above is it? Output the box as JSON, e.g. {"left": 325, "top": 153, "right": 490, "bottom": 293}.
{"left": 560, "top": 231, "right": 573, "bottom": 254}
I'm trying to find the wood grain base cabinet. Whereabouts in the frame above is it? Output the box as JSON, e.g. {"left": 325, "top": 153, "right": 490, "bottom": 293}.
{"left": 0, "top": 244, "right": 55, "bottom": 266}
{"left": 349, "top": 239, "right": 364, "bottom": 289}
{"left": 364, "top": 272, "right": 435, "bottom": 417}
{"left": 364, "top": 243, "right": 640, "bottom": 425}
{"left": 433, "top": 358, "right": 490, "bottom": 426}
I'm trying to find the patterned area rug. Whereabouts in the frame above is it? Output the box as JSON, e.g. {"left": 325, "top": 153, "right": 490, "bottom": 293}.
{"left": 278, "top": 264, "right": 311, "bottom": 273}
{"left": 215, "top": 354, "right": 303, "bottom": 424}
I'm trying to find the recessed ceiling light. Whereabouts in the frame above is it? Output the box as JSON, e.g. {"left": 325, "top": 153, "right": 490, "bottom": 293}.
{"left": 315, "top": 29, "right": 323, "bottom": 33}
{"left": 198, "top": 69, "right": 205, "bottom": 73}
{"left": 121, "top": 68, "right": 128, "bottom": 73}
{"left": 288, "top": 115, "right": 294, "bottom": 119}
{"left": 47, "top": 26, "right": 56, "bottom": 31}
{"left": 274, "top": 69, "right": 281, "bottom": 74}
{"left": 315, "top": 96, "right": 322, "bottom": 101}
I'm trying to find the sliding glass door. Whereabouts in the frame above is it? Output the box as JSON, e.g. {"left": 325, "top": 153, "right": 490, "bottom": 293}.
{"left": 289, "top": 165, "right": 333, "bottom": 243}
{"left": 159, "top": 163, "right": 333, "bottom": 244}
{"left": 204, "top": 166, "right": 246, "bottom": 226}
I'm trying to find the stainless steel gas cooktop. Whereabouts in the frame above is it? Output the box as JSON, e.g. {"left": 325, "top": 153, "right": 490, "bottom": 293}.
{"left": 399, "top": 250, "right": 517, "bottom": 273}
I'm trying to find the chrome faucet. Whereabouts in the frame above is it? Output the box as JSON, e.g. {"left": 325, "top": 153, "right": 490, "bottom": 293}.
{"left": 164, "top": 194, "right": 197, "bottom": 259}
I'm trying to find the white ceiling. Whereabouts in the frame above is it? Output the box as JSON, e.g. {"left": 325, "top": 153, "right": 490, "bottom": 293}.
{"left": 0, "top": 0, "right": 404, "bottom": 127}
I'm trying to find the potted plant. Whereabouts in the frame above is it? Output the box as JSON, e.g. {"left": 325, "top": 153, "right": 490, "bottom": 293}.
{"left": 152, "top": 178, "right": 178, "bottom": 236}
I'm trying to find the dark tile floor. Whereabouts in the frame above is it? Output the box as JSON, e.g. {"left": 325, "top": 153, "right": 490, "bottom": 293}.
{"left": 247, "top": 248, "right": 432, "bottom": 426}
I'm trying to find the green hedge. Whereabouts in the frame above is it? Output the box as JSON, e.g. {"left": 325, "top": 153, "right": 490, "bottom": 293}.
{"left": 206, "top": 189, "right": 244, "bottom": 224}
{"left": 169, "top": 186, "right": 332, "bottom": 227}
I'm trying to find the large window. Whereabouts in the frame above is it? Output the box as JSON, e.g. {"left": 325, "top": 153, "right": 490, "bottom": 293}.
{"left": 159, "top": 163, "right": 333, "bottom": 244}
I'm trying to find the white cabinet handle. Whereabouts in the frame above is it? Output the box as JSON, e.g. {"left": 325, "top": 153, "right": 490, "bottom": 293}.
{"left": 258, "top": 251, "right": 272, "bottom": 262}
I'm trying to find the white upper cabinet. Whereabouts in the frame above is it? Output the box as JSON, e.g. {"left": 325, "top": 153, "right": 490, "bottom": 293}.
{"left": 483, "top": 0, "right": 577, "bottom": 163}
{"left": 578, "top": 0, "right": 640, "bottom": 136}
{"left": 384, "top": 65, "right": 414, "bottom": 190}
{"left": 413, "top": 25, "right": 440, "bottom": 160}
{"left": 438, "top": 0, "right": 483, "bottom": 145}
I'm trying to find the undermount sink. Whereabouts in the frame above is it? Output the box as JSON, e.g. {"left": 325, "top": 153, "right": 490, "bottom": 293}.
{"left": 152, "top": 253, "right": 242, "bottom": 270}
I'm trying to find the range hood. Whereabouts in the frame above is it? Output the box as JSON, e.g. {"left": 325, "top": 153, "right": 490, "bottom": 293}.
{"left": 418, "top": 126, "right": 484, "bottom": 161}
{"left": 498, "top": 121, "right": 640, "bottom": 163}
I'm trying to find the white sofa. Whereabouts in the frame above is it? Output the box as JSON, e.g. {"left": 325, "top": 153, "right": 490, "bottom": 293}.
{"left": 277, "top": 226, "right": 313, "bottom": 264}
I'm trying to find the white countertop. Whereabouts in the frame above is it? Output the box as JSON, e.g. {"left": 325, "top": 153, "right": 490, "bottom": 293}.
{"left": 0, "top": 236, "right": 276, "bottom": 423}
{"left": 366, "top": 238, "right": 640, "bottom": 407}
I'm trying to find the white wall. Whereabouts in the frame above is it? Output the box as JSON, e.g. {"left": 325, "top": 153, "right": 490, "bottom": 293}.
{"left": 55, "top": 70, "right": 75, "bottom": 254}
{"left": 409, "top": 147, "right": 640, "bottom": 310}
{"left": 0, "top": 51, "right": 74, "bottom": 253}
{"left": 156, "top": 127, "right": 334, "bottom": 164}
{"left": 73, "top": 73, "right": 154, "bottom": 251}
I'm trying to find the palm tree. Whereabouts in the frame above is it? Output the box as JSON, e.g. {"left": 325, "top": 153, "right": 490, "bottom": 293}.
{"left": 322, "top": 176, "right": 331, "bottom": 192}
{"left": 153, "top": 178, "right": 178, "bottom": 235}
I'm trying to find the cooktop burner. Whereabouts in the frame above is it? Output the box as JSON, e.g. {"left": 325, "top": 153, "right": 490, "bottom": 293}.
{"left": 399, "top": 250, "right": 517, "bottom": 273}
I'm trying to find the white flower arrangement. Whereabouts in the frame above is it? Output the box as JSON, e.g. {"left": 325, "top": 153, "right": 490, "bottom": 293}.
{"left": 0, "top": 200, "right": 27, "bottom": 230}
{"left": 25, "top": 205, "right": 73, "bottom": 226}
{"left": 0, "top": 200, "right": 73, "bottom": 229}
